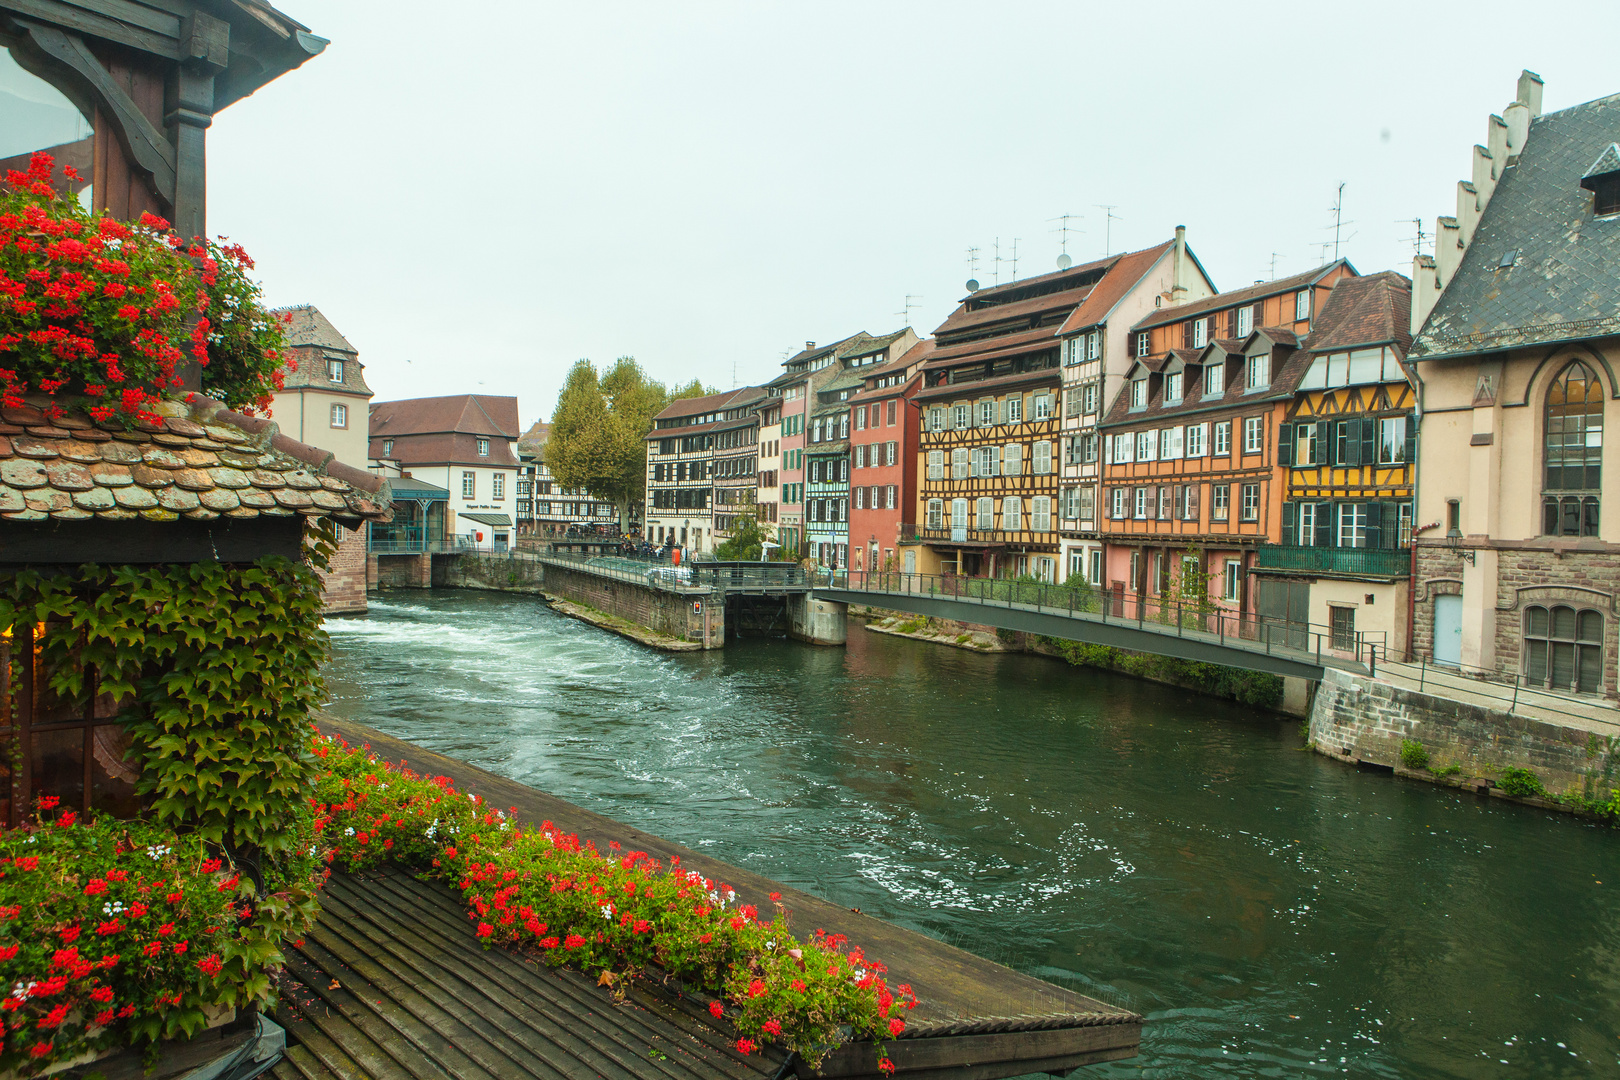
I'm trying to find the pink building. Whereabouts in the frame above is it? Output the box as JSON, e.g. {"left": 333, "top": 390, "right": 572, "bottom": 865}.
{"left": 848, "top": 338, "right": 932, "bottom": 573}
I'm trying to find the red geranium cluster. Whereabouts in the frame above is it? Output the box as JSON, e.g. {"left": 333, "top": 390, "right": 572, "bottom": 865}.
{"left": 0, "top": 152, "right": 293, "bottom": 423}
{"left": 314, "top": 735, "right": 918, "bottom": 1070}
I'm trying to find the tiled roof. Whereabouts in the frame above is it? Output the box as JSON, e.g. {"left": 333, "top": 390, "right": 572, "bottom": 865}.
{"left": 1411, "top": 91, "right": 1620, "bottom": 359}
{"left": 1308, "top": 271, "right": 1413, "bottom": 355}
{"left": 0, "top": 396, "right": 390, "bottom": 525}
{"left": 782, "top": 332, "right": 871, "bottom": 368}
{"left": 843, "top": 328, "right": 912, "bottom": 358}
{"left": 1058, "top": 240, "right": 1177, "bottom": 334}
{"left": 652, "top": 388, "right": 753, "bottom": 421}
{"left": 1100, "top": 342, "right": 1311, "bottom": 429}
{"left": 516, "top": 420, "right": 550, "bottom": 457}
{"left": 370, "top": 395, "right": 519, "bottom": 439}
{"left": 914, "top": 366, "right": 1062, "bottom": 404}
{"left": 274, "top": 304, "right": 356, "bottom": 354}
{"left": 1132, "top": 261, "right": 1353, "bottom": 331}
{"left": 862, "top": 337, "right": 935, "bottom": 381}
{"left": 923, "top": 326, "right": 1061, "bottom": 369}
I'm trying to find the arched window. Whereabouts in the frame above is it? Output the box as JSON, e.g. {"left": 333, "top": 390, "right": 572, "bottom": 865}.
{"left": 1, "top": 47, "right": 94, "bottom": 202}
{"left": 1542, "top": 361, "right": 1604, "bottom": 536}
{"left": 1524, "top": 605, "right": 1604, "bottom": 694}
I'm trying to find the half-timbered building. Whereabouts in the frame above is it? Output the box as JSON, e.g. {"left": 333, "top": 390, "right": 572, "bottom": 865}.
{"left": 645, "top": 388, "right": 758, "bottom": 553}
{"left": 805, "top": 368, "right": 860, "bottom": 568}
{"left": 711, "top": 387, "right": 765, "bottom": 541}
{"left": 1252, "top": 272, "right": 1416, "bottom": 655}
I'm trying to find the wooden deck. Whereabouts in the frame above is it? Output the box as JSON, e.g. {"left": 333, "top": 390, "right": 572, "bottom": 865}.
{"left": 298, "top": 717, "right": 1142, "bottom": 1080}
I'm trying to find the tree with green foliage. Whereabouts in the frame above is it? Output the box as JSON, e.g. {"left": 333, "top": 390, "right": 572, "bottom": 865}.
{"left": 548, "top": 357, "right": 711, "bottom": 530}
{"left": 714, "top": 505, "right": 779, "bottom": 561}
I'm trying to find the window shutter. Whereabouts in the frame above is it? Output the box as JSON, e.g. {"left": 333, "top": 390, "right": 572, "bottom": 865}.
{"left": 1342, "top": 419, "right": 1362, "bottom": 466}
{"left": 1316, "top": 421, "right": 1331, "bottom": 466}
{"left": 1188, "top": 484, "right": 1200, "bottom": 520}
{"left": 1182, "top": 321, "right": 1193, "bottom": 348}
{"left": 1404, "top": 416, "right": 1417, "bottom": 466}
{"left": 1366, "top": 502, "right": 1384, "bottom": 549}
{"left": 1282, "top": 501, "right": 1297, "bottom": 539}
{"left": 1316, "top": 501, "right": 1334, "bottom": 547}
{"left": 1360, "top": 420, "right": 1375, "bottom": 468}
{"left": 1227, "top": 309, "right": 1238, "bottom": 337}
{"left": 1252, "top": 302, "right": 1264, "bottom": 329}
{"left": 1277, "top": 422, "right": 1293, "bottom": 466}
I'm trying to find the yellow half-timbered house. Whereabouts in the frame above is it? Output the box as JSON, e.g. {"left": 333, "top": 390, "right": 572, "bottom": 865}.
{"left": 1253, "top": 272, "right": 1416, "bottom": 656}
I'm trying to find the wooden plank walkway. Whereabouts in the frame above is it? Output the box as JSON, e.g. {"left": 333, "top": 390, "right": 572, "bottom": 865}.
{"left": 301, "top": 717, "right": 1142, "bottom": 1080}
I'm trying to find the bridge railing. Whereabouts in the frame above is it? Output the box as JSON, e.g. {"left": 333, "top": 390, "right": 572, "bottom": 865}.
{"left": 829, "top": 569, "right": 1389, "bottom": 673}
{"left": 533, "top": 551, "right": 711, "bottom": 594}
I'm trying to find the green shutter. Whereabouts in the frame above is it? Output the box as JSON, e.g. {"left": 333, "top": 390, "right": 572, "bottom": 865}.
{"left": 1278, "top": 422, "right": 1293, "bottom": 466}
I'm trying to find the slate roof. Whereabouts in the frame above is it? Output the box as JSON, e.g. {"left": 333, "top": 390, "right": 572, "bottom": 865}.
{"left": 1308, "top": 271, "right": 1413, "bottom": 355}
{"left": 1411, "top": 91, "right": 1620, "bottom": 360}
{"left": 1131, "top": 261, "right": 1352, "bottom": 332}
{"left": 0, "top": 396, "right": 391, "bottom": 526}
{"left": 782, "top": 332, "right": 872, "bottom": 368}
{"left": 843, "top": 328, "right": 912, "bottom": 360}
{"left": 276, "top": 305, "right": 357, "bottom": 354}
{"left": 516, "top": 420, "right": 550, "bottom": 458}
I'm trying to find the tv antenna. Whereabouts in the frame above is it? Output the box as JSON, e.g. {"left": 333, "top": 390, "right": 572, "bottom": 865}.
{"left": 1326, "top": 182, "right": 1357, "bottom": 260}
{"left": 1008, "top": 237, "right": 1021, "bottom": 281}
{"left": 896, "top": 294, "right": 922, "bottom": 326}
{"left": 965, "top": 246, "right": 980, "bottom": 275}
{"left": 1094, "top": 205, "right": 1120, "bottom": 256}
{"left": 992, "top": 237, "right": 1002, "bottom": 285}
{"left": 1398, "top": 216, "right": 1429, "bottom": 257}
{"left": 1050, "top": 213, "right": 1082, "bottom": 269}
{"left": 1268, "top": 253, "right": 1284, "bottom": 280}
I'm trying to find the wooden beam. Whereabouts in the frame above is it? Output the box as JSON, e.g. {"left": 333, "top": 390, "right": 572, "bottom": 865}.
{"left": 11, "top": 19, "right": 178, "bottom": 204}
{"left": 0, "top": 0, "right": 179, "bottom": 57}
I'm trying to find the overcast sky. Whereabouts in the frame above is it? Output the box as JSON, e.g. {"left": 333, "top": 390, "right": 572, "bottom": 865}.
{"left": 206, "top": 2, "right": 1616, "bottom": 430}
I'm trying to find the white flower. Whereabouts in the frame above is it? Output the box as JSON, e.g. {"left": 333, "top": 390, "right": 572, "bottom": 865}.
{"left": 600, "top": 904, "right": 614, "bottom": 920}
{"left": 344, "top": 827, "right": 355, "bottom": 837}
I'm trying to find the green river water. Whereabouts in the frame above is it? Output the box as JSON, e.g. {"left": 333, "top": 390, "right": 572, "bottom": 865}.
{"left": 319, "top": 591, "right": 1620, "bottom": 1078}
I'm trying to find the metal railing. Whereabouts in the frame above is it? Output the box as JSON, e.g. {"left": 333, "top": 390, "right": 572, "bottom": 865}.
{"left": 826, "top": 569, "right": 1388, "bottom": 673}
{"left": 1254, "top": 545, "right": 1411, "bottom": 578}
{"left": 534, "top": 551, "right": 711, "bottom": 594}
{"left": 897, "top": 522, "right": 1061, "bottom": 546}
{"left": 1376, "top": 653, "right": 1620, "bottom": 729}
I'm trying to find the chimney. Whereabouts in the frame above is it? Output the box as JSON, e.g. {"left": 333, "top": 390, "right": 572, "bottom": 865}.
{"left": 1516, "top": 70, "right": 1544, "bottom": 118}
{"left": 1171, "top": 225, "right": 1188, "bottom": 302}
{"left": 805, "top": 341, "right": 815, "bottom": 351}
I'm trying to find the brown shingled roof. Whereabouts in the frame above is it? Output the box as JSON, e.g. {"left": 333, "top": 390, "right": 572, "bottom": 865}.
{"left": 370, "top": 395, "right": 519, "bottom": 439}
{"left": 1307, "top": 271, "right": 1413, "bottom": 356}
{"left": 1131, "top": 260, "right": 1355, "bottom": 332}
{"left": 0, "top": 396, "right": 391, "bottom": 526}
{"left": 1058, "top": 240, "right": 1176, "bottom": 335}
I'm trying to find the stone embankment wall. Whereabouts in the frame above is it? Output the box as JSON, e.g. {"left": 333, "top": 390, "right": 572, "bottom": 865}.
{"left": 438, "top": 553, "right": 547, "bottom": 594}
{"left": 1309, "top": 668, "right": 1618, "bottom": 804}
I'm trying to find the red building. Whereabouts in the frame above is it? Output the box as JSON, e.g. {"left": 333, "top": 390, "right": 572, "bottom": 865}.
{"left": 847, "top": 339, "right": 934, "bottom": 572}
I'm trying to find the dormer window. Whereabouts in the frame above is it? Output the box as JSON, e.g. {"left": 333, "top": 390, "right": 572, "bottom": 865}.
{"left": 328, "top": 359, "right": 344, "bottom": 383}
{"left": 477, "top": 438, "right": 490, "bottom": 456}
{"left": 1166, "top": 372, "right": 1183, "bottom": 403}
{"left": 1245, "top": 352, "right": 1270, "bottom": 390}
{"left": 1204, "top": 363, "right": 1223, "bottom": 398}
{"left": 1580, "top": 143, "right": 1620, "bottom": 217}
{"left": 1130, "top": 379, "right": 1147, "bottom": 409}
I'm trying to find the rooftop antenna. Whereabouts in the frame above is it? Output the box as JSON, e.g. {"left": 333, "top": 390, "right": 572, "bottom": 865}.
{"left": 965, "top": 246, "right": 980, "bottom": 276}
{"left": 732, "top": 359, "right": 738, "bottom": 389}
{"left": 1094, "top": 205, "right": 1120, "bottom": 256}
{"left": 1309, "top": 240, "right": 1332, "bottom": 263}
{"left": 1398, "top": 216, "right": 1429, "bottom": 257}
{"left": 1269, "top": 252, "right": 1284, "bottom": 280}
{"left": 1327, "top": 182, "right": 1357, "bottom": 261}
{"left": 896, "top": 294, "right": 922, "bottom": 325}
{"left": 1009, "top": 237, "right": 1021, "bottom": 281}
{"left": 1050, "top": 213, "right": 1082, "bottom": 269}
{"left": 992, "top": 237, "right": 1002, "bottom": 286}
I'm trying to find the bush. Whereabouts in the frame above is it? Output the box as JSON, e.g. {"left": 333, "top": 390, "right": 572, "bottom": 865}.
{"left": 1038, "top": 636, "right": 1284, "bottom": 709}
{"left": 1399, "top": 739, "right": 1430, "bottom": 771}
{"left": 312, "top": 735, "right": 915, "bottom": 1070}
{"left": 1433, "top": 764, "right": 1462, "bottom": 778}
{"left": 1497, "top": 766, "right": 1547, "bottom": 799}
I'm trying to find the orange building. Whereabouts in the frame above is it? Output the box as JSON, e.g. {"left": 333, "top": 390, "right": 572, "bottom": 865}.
{"left": 1097, "top": 262, "right": 1357, "bottom": 620}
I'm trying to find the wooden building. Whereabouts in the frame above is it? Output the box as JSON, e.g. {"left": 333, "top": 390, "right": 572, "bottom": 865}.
{"left": 1253, "top": 272, "right": 1416, "bottom": 657}
{"left": 1096, "top": 263, "right": 1358, "bottom": 621}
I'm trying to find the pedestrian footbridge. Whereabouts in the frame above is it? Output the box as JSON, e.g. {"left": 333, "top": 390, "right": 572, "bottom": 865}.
{"left": 815, "top": 571, "right": 1381, "bottom": 682}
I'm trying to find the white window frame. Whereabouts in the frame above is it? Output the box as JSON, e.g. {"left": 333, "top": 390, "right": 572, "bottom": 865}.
{"left": 1212, "top": 484, "right": 1230, "bottom": 521}
{"left": 330, "top": 403, "right": 347, "bottom": 428}
{"left": 1338, "top": 502, "right": 1368, "bottom": 548}
{"left": 1295, "top": 289, "right": 1311, "bottom": 321}
{"left": 1215, "top": 421, "right": 1231, "bottom": 456}
{"left": 1133, "top": 487, "right": 1148, "bottom": 519}
{"left": 951, "top": 448, "right": 969, "bottom": 480}
{"left": 1110, "top": 488, "right": 1127, "bottom": 519}
{"left": 492, "top": 474, "right": 505, "bottom": 499}
{"left": 1135, "top": 332, "right": 1151, "bottom": 357}
{"left": 1032, "top": 496, "right": 1052, "bottom": 532}
{"left": 1246, "top": 352, "right": 1270, "bottom": 390}
{"left": 1192, "top": 318, "right": 1207, "bottom": 349}
{"left": 953, "top": 404, "right": 970, "bottom": 429}
{"left": 476, "top": 437, "right": 490, "bottom": 457}
{"left": 1185, "top": 423, "right": 1206, "bottom": 457}
{"left": 1087, "top": 332, "right": 1100, "bottom": 360}
{"left": 978, "top": 400, "right": 995, "bottom": 426}
{"left": 1130, "top": 380, "right": 1147, "bottom": 409}
{"left": 1224, "top": 559, "right": 1241, "bottom": 601}
{"left": 928, "top": 449, "right": 944, "bottom": 480}
{"left": 1204, "top": 363, "right": 1223, "bottom": 398}
{"left": 1377, "top": 416, "right": 1407, "bottom": 464}
{"left": 1002, "top": 496, "right": 1023, "bottom": 532}
{"left": 1006, "top": 395, "right": 1024, "bottom": 423}
{"left": 1243, "top": 416, "right": 1264, "bottom": 454}
{"left": 1034, "top": 440, "right": 1053, "bottom": 474}
{"left": 976, "top": 496, "right": 995, "bottom": 530}
{"left": 926, "top": 499, "right": 944, "bottom": 528}
{"left": 1033, "top": 394, "right": 1054, "bottom": 421}
{"left": 1298, "top": 501, "right": 1317, "bottom": 546}
{"left": 1240, "top": 483, "right": 1260, "bottom": 522}
{"left": 1003, "top": 443, "right": 1023, "bottom": 476}
{"left": 1236, "top": 306, "right": 1253, "bottom": 337}
{"left": 1166, "top": 372, "right": 1183, "bottom": 403}
{"left": 327, "top": 359, "right": 344, "bottom": 383}
{"left": 462, "top": 471, "right": 475, "bottom": 499}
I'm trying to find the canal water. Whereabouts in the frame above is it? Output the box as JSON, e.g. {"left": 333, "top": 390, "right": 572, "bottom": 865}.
{"left": 320, "top": 592, "right": 1620, "bottom": 1079}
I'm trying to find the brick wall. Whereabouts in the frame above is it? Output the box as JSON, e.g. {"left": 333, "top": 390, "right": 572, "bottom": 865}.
{"left": 319, "top": 528, "right": 368, "bottom": 614}
{"left": 1309, "top": 668, "right": 1618, "bottom": 799}
{"left": 373, "top": 553, "right": 431, "bottom": 588}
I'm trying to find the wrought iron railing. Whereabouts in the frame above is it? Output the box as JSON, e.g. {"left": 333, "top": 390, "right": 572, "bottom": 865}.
{"left": 896, "top": 522, "right": 1060, "bottom": 546}
{"left": 1254, "top": 545, "right": 1411, "bottom": 577}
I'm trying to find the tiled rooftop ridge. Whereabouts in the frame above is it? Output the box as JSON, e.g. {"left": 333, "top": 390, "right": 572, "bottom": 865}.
{"left": 0, "top": 394, "right": 391, "bottom": 526}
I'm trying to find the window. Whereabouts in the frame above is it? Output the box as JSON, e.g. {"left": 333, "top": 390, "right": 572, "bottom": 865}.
{"left": 1330, "top": 606, "right": 1357, "bottom": 651}
{"left": 1002, "top": 496, "right": 1023, "bottom": 532}
{"left": 1542, "top": 361, "right": 1604, "bottom": 537}
{"left": 886, "top": 442, "right": 897, "bottom": 466}
{"left": 1337, "top": 502, "right": 1367, "bottom": 547}
{"left": 951, "top": 498, "right": 968, "bottom": 530}
{"left": 1192, "top": 319, "right": 1207, "bottom": 349}
{"left": 1240, "top": 483, "right": 1259, "bottom": 521}
{"left": 1295, "top": 424, "right": 1319, "bottom": 466}
{"left": 1130, "top": 380, "right": 1147, "bottom": 409}
{"left": 1089, "top": 549, "right": 1103, "bottom": 585}
{"left": 1085, "top": 331, "right": 1099, "bottom": 360}
{"left": 1594, "top": 176, "right": 1620, "bottom": 217}
{"left": 1065, "top": 386, "right": 1083, "bottom": 419}
{"left": 1245, "top": 352, "right": 1270, "bottom": 390}
{"left": 1135, "top": 332, "right": 1150, "bottom": 357}
{"left": 1524, "top": 605, "right": 1604, "bottom": 693}
{"left": 1136, "top": 431, "right": 1153, "bottom": 461}
{"left": 1004, "top": 443, "right": 1023, "bottom": 475}
{"left": 1082, "top": 433, "right": 1098, "bottom": 463}
{"left": 953, "top": 404, "right": 970, "bottom": 429}
{"left": 1033, "top": 394, "right": 1054, "bottom": 421}
{"left": 887, "top": 400, "right": 897, "bottom": 426}
{"left": 477, "top": 437, "right": 490, "bottom": 457}
{"left": 1161, "top": 427, "right": 1181, "bottom": 460}
{"left": 1295, "top": 289, "right": 1311, "bottom": 321}
{"left": 1032, "top": 496, "right": 1052, "bottom": 531}
{"left": 928, "top": 449, "right": 944, "bottom": 480}
{"left": 978, "top": 400, "right": 995, "bottom": 426}
{"left": 1224, "top": 560, "right": 1241, "bottom": 601}
{"left": 1236, "top": 306, "right": 1253, "bottom": 337}
{"left": 1130, "top": 551, "right": 1142, "bottom": 591}
{"left": 1082, "top": 382, "right": 1098, "bottom": 414}
{"left": 1297, "top": 502, "right": 1316, "bottom": 546}
{"left": 1447, "top": 498, "right": 1461, "bottom": 537}
{"left": 1214, "top": 421, "right": 1231, "bottom": 456}
{"left": 1166, "top": 372, "right": 1183, "bottom": 403}
{"left": 462, "top": 471, "right": 476, "bottom": 498}
{"left": 1212, "top": 484, "right": 1230, "bottom": 521}
{"left": 1110, "top": 488, "right": 1127, "bottom": 519}
{"left": 952, "top": 448, "right": 969, "bottom": 479}
{"left": 1007, "top": 396, "right": 1023, "bottom": 423}
{"left": 1185, "top": 423, "right": 1206, "bottom": 457}
{"left": 977, "top": 497, "right": 995, "bottom": 530}
{"left": 327, "top": 359, "right": 344, "bottom": 383}
{"left": 839, "top": 414, "right": 849, "bottom": 439}
{"left": 1034, "top": 441, "right": 1052, "bottom": 474}
{"left": 854, "top": 444, "right": 865, "bottom": 469}
{"left": 1243, "top": 416, "right": 1263, "bottom": 454}
{"left": 1204, "top": 362, "right": 1223, "bottom": 398}
{"left": 930, "top": 407, "right": 945, "bottom": 431}
{"left": 493, "top": 474, "right": 505, "bottom": 499}
{"left": 926, "top": 499, "right": 944, "bottom": 528}
{"left": 1115, "top": 433, "right": 1134, "bottom": 463}
{"left": 810, "top": 460, "right": 822, "bottom": 483}
{"left": 854, "top": 486, "right": 864, "bottom": 510}
{"left": 382, "top": 439, "right": 393, "bottom": 457}
{"left": 328, "top": 402, "right": 348, "bottom": 429}
{"left": 886, "top": 485, "right": 896, "bottom": 508}
{"left": 855, "top": 408, "right": 866, "bottom": 431}
{"left": 1158, "top": 486, "right": 1172, "bottom": 520}
{"left": 1133, "top": 487, "right": 1148, "bottom": 519}
{"left": 1377, "top": 416, "right": 1407, "bottom": 464}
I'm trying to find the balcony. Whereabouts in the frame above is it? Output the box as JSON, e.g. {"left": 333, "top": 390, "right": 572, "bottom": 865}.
{"left": 1254, "top": 544, "right": 1411, "bottom": 578}
{"left": 898, "top": 523, "right": 1059, "bottom": 547}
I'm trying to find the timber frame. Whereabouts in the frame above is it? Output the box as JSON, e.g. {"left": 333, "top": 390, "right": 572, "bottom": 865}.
{"left": 1, "top": 0, "right": 326, "bottom": 238}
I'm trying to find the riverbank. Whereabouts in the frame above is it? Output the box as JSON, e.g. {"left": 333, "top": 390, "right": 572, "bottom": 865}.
{"left": 546, "top": 595, "right": 700, "bottom": 651}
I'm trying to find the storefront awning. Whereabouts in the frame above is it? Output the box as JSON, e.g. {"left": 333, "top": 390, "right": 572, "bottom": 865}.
{"left": 459, "top": 512, "right": 513, "bottom": 528}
